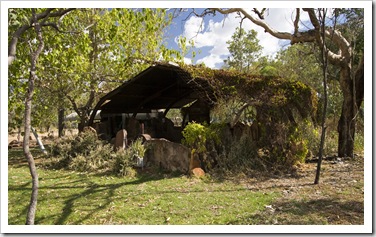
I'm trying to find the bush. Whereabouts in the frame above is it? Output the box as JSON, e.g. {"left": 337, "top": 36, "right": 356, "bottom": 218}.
{"left": 48, "top": 130, "right": 141, "bottom": 177}
{"left": 111, "top": 148, "right": 135, "bottom": 177}
{"left": 48, "top": 131, "right": 114, "bottom": 172}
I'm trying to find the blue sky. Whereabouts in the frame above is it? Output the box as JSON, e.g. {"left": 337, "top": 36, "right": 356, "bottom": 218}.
{"left": 163, "top": 8, "right": 312, "bottom": 69}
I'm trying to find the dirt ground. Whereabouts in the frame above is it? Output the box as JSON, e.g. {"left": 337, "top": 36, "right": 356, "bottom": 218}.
{"left": 8, "top": 128, "right": 78, "bottom": 147}
{"left": 238, "top": 155, "right": 365, "bottom": 225}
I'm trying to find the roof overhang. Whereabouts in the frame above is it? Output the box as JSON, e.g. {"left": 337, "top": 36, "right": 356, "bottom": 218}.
{"left": 92, "top": 63, "right": 215, "bottom": 119}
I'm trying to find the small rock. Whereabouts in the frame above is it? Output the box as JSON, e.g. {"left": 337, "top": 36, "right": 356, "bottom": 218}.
{"left": 191, "top": 167, "right": 205, "bottom": 178}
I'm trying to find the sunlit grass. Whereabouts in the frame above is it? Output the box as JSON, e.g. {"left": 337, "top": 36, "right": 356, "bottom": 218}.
{"left": 8, "top": 147, "right": 278, "bottom": 225}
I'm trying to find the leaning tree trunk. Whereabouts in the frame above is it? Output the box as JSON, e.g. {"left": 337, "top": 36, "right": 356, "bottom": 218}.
{"left": 337, "top": 60, "right": 363, "bottom": 158}
{"left": 24, "top": 9, "right": 44, "bottom": 225}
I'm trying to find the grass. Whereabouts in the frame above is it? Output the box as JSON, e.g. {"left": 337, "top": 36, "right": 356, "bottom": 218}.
{"left": 8, "top": 147, "right": 278, "bottom": 225}
{"left": 7, "top": 146, "right": 364, "bottom": 226}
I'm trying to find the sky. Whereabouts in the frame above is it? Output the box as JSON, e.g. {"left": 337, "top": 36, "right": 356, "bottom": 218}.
{"left": 165, "top": 8, "right": 312, "bottom": 69}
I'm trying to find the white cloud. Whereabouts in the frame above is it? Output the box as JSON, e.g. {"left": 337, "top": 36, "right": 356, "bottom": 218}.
{"left": 196, "top": 54, "right": 224, "bottom": 68}
{"left": 179, "top": 8, "right": 312, "bottom": 68}
{"left": 183, "top": 57, "right": 193, "bottom": 65}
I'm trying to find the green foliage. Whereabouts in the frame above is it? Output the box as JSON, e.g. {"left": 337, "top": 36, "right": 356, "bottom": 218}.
{"left": 259, "top": 65, "right": 279, "bottom": 77}
{"left": 111, "top": 149, "right": 137, "bottom": 178}
{"left": 9, "top": 8, "right": 178, "bottom": 131}
{"left": 130, "top": 139, "right": 147, "bottom": 158}
{"left": 182, "top": 122, "right": 220, "bottom": 153}
{"left": 175, "top": 36, "right": 199, "bottom": 64}
{"left": 224, "top": 27, "right": 263, "bottom": 73}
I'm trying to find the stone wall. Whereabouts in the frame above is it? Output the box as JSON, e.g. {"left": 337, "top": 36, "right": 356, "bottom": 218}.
{"left": 144, "top": 138, "right": 190, "bottom": 173}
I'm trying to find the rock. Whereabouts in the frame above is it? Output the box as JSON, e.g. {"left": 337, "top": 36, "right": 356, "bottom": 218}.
{"left": 191, "top": 167, "right": 205, "bottom": 178}
{"left": 138, "top": 134, "right": 151, "bottom": 144}
{"left": 144, "top": 139, "right": 190, "bottom": 173}
{"left": 114, "top": 129, "right": 127, "bottom": 151}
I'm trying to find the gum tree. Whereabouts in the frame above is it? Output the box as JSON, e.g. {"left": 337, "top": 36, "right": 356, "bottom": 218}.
{"left": 224, "top": 27, "right": 263, "bottom": 73}
{"left": 8, "top": 8, "right": 75, "bottom": 225}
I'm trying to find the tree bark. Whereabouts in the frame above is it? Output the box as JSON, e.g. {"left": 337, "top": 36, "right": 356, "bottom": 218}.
{"left": 314, "top": 8, "right": 329, "bottom": 185}
{"left": 337, "top": 61, "right": 363, "bottom": 158}
{"left": 24, "top": 72, "right": 39, "bottom": 225}
{"left": 58, "top": 108, "right": 65, "bottom": 137}
{"left": 24, "top": 9, "right": 45, "bottom": 225}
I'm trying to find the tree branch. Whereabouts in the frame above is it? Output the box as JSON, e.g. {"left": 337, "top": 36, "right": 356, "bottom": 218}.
{"left": 252, "top": 8, "right": 266, "bottom": 20}
{"left": 8, "top": 8, "right": 76, "bottom": 66}
{"left": 209, "top": 8, "right": 349, "bottom": 67}
{"left": 293, "top": 8, "right": 300, "bottom": 35}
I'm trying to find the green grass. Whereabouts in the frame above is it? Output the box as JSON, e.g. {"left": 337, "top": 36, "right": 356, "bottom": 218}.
{"left": 8, "top": 147, "right": 278, "bottom": 225}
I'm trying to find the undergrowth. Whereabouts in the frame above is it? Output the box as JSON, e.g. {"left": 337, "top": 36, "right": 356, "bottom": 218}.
{"left": 46, "top": 130, "right": 146, "bottom": 177}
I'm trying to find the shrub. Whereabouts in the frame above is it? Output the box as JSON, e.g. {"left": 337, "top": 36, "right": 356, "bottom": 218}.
{"left": 47, "top": 131, "right": 148, "bottom": 177}
{"left": 262, "top": 119, "right": 319, "bottom": 167}
{"left": 48, "top": 130, "right": 113, "bottom": 173}
{"left": 217, "top": 134, "right": 260, "bottom": 171}
{"left": 111, "top": 149, "right": 136, "bottom": 177}
{"left": 111, "top": 139, "right": 147, "bottom": 177}
{"left": 182, "top": 122, "right": 221, "bottom": 151}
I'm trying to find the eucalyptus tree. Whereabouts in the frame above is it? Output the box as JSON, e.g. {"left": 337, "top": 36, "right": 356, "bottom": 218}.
{"left": 223, "top": 27, "right": 263, "bottom": 73}
{"left": 200, "top": 8, "right": 364, "bottom": 158}
{"left": 8, "top": 8, "right": 75, "bottom": 225}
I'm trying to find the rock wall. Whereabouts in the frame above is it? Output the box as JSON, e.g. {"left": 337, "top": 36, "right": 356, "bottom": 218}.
{"left": 144, "top": 138, "right": 190, "bottom": 173}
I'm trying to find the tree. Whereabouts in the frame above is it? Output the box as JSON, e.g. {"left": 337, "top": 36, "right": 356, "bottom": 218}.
{"left": 38, "top": 8, "right": 177, "bottom": 132}
{"left": 223, "top": 27, "right": 263, "bottom": 73}
{"left": 275, "top": 43, "right": 343, "bottom": 125}
{"left": 202, "top": 8, "right": 364, "bottom": 158}
{"left": 8, "top": 9, "right": 75, "bottom": 133}
{"left": 8, "top": 8, "right": 76, "bottom": 225}
{"left": 315, "top": 8, "right": 330, "bottom": 184}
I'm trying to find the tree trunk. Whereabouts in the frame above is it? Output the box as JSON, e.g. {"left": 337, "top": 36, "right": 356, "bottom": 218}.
{"left": 24, "top": 9, "right": 44, "bottom": 225}
{"left": 337, "top": 65, "right": 359, "bottom": 158}
{"left": 77, "top": 113, "right": 89, "bottom": 133}
{"left": 23, "top": 74, "right": 39, "bottom": 225}
{"left": 58, "top": 108, "right": 65, "bottom": 137}
{"left": 314, "top": 9, "right": 328, "bottom": 185}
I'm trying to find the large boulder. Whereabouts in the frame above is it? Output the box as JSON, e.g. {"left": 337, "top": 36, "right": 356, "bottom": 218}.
{"left": 144, "top": 138, "right": 190, "bottom": 173}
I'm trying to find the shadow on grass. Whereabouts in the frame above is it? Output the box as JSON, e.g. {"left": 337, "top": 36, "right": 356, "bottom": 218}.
{"left": 52, "top": 172, "right": 181, "bottom": 225}
{"left": 227, "top": 198, "right": 364, "bottom": 225}
{"left": 275, "top": 198, "right": 363, "bottom": 224}
{"left": 8, "top": 147, "right": 46, "bottom": 168}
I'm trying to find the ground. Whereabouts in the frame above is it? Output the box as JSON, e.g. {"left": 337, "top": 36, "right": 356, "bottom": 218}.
{"left": 7, "top": 131, "right": 364, "bottom": 225}
{"left": 235, "top": 156, "right": 364, "bottom": 224}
